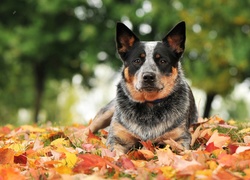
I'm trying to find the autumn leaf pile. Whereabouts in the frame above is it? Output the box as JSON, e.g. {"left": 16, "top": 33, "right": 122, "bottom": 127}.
{"left": 1, "top": 116, "right": 250, "bottom": 179}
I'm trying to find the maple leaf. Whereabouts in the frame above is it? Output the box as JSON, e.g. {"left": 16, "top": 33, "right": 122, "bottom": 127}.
{"left": 206, "top": 130, "right": 230, "bottom": 148}
{"left": 140, "top": 140, "right": 155, "bottom": 152}
{"left": 173, "top": 156, "right": 203, "bottom": 176}
{"left": 117, "top": 155, "right": 136, "bottom": 170}
{"left": 217, "top": 154, "right": 237, "bottom": 167}
{"left": 137, "top": 149, "right": 155, "bottom": 160}
{"left": 160, "top": 166, "right": 176, "bottom": 179}
{"left": 156, "top": 147, "right": 174, "bottom": 166}
{"left": 73, "top": 154, "right": 120, "bottom": 174}
{"left": 0, "top": 148, "right": 14, "bottom": 164}
{"left": 0, "top": 167, "right": 25, "bottom": 180}
{"left": 14, "top": 153, "right": 27, "bottom": 165}
{"left": 205, "top": 142, "right": 219, "bottom": 152}
{"left": 214, "top": 168, "right": 242, "bottom": 180}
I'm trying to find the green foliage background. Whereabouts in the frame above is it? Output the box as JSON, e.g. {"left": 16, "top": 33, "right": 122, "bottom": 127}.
{"left": 0, "top": 0, "right": 249, "bottom": 125}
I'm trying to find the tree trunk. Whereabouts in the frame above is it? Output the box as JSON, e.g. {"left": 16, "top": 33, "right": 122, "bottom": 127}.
{"left": 33, "top": 62, "right": 46, "bottom": 123}
{"left": 203, "top": 93, "right": 216, "bottom": 118}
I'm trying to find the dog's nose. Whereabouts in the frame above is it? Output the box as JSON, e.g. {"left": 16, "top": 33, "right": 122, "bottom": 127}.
{"left": 143, "top": 72, "right": 156, "bottom": 82}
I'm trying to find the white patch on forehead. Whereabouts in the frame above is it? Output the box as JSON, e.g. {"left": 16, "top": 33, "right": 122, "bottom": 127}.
{"left": 139, "top": 41, "right": 159, "bottom": 73}
{"left": 144, "top": 41, "right": 158, "bottom": 55}
{"left": 144, "top": 41, "right": 157, "bottom": 65}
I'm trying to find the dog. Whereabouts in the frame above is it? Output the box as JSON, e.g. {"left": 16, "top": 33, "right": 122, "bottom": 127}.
{"left": 87, "top": 21, "right": 198, "bottom": 153}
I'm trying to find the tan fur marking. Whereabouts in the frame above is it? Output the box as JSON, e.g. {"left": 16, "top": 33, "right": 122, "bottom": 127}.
{"left": 140, "top": 53, "right": 146, "bottom": 58}
{"left": 155, "top": 54, "right": 161, "bottom": 59}
{"left": 167, "top": 36, "right": 184, "bottom": 53}
{"left": 111, "top": 121, "right": 138, "bottom": 153}
{"left": 125, "top": 67, "right": 178, "bottom": 102}
{"left": 119, "top": 36, "right": 135, "bottom": 53}
{"left": 154, "top": 125, "right": 185, "bottom": 143}
{"left": 88, "top": 106, "right": 115, "bottom": 133}
{"left": 124, "top": 67, "right": 133, "bottom": 83}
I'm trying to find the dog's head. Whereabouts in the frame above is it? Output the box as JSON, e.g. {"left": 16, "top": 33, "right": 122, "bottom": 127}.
{"left": 116, "top": 22, "right": 186, "bottom": 103}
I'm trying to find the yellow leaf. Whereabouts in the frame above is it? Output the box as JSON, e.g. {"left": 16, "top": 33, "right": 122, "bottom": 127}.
{"left": 160, "top": 166, "right": 176, "bottom": 179}
{"left": 195, "top": 169, "right": 213, "bottom": 178}
{"left": 55, "top": 166, "right": 73, "bottom": 174}
{"left": 61, "top": 151, "right": 77, "bottom": 168}
{"left": 51, "top": 138, "right": 70, "bottom": 147}
{"left": 8, "top": 143, "right": 25, "bottom": 154}
{"left": 239, "top": 128, "right": 250, "bottom": 134}
{"left": 206, "top": 160, "right": 218, "bottom": 170}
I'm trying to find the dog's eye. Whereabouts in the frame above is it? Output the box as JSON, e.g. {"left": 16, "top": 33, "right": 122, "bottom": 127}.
{"left": 159, "top": 59, "right": 167, "bottom": 64}
{"left": 133, "top": 58, "right": 142, "bottom": 65}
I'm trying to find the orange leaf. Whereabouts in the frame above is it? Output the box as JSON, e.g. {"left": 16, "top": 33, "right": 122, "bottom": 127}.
{"left": 138, "top": 149, "right": 155, "bottom": 160}
{"left": 0, "top": 167, "right": 25, "bottom": 180}
{"left": 140, "top": 140, "right": 155, "bottom": 152}
{"left": 215, "top": 168, "right": 241, "bottom": 180}
{"left": 128, "top": 150, "right": 146, "bottom": 160}
{"left": 217, "top": 154, "right": 237, "bottom": 167}
{"left": 0, "top": 148, "right": 14, "bottom": 164}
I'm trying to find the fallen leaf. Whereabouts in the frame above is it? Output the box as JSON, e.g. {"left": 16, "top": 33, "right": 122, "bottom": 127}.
{"left": 217, "top": 154, "right": 237, "bottom": 167}
{"left": 235, "top": 146, "right": 250, "bottom": 154}
{"left": 0, "top": 167, "right": 25, "bottom": 180}
{"left": 160, "top": 166, "right": 176, "bottom": 179}
{"left": 205, "top": 142, "right": 219, "bottom": 152}
{"left": 14, "top": 153, "right": 27, "bottom": 165}
{"left": 0, "top": 148, "right": 14, "bottom": 164}
{"left": 244, "top": 135, "right": 250, "bottom": 143}
{"left": 117, "top": 155, "right": 136, "bottom": 170}
{"left": 138, "top": 149, "right": 155, "bottom": 160}
{"left": 140, "top": 140, "right": 155, "bottom": 152}
{"left": 156, "top": 147, "right": 174, "bottom": 166}
{"left": 206, "top": 130, "right": 230, "bottom": 148}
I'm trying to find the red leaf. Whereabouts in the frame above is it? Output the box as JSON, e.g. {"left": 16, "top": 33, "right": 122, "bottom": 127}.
{"left": 14, "top": 153, "right": 27, "bottom": 165}
{"left": 73, "top": 154, "right": 119, "bottom": 174}
{"left": 140, "top": 140, "right": 155, "bottom": 152}
{"left": 205, "top": 142, "right": 219, "bottom": 152}
{"left": 228, "top": 144, "right": 238, "bottom": 154}
{"left": 0, "top": 126, "right": 11, "bottom": 135}
{"left": 117, "top": 155, "right": 136, "bottom": 170}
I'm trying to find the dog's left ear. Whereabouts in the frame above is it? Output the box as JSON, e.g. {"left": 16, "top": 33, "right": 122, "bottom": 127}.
{"left": 162, "top": 21, "right": 186, "bottom": 57}
{"left": 116, "top": 22, "right": 139, "bottom": 56}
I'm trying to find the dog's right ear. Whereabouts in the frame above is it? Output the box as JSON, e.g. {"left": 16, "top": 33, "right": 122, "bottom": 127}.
{"left": 116, "top": 22, "right": 139, "bottom": 55}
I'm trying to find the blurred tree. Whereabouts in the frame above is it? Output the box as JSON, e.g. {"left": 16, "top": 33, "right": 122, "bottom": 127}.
{"left": 179, "top": 0, "right": 250, "bottom": 117}
{"left": 0, "top": 0, "right": 86, "bottom": 123}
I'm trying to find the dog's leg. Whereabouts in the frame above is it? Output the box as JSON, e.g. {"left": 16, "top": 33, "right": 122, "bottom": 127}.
{"left": 107, "top": 120, "right": 138, "bottom": 154}
{"left": 87, "top": 99, "right": 115, "bottom": 133}
{"left": 155, "top": 123, "right": 192, "bottom": 150}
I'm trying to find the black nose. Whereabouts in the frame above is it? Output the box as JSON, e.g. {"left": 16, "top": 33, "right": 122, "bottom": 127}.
{"left": 143, "top": 72, "right": 156, "bottom": 82}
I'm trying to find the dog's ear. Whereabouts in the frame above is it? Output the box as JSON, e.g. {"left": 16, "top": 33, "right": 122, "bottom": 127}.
{"left": 116, "top": 22, "right": 139, "bottom": 55}
{"left": 162, "top": 21, "right": 186, "bottom": 57}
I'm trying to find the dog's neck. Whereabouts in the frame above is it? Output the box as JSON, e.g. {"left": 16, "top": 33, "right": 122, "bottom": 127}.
{"left": 144, "top": 97, "right": 168, "bottom": 105}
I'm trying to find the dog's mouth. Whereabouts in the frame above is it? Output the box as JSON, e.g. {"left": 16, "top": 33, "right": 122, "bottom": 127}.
{"left": 137, "top": 86, "right": 163, "bottom": 92}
